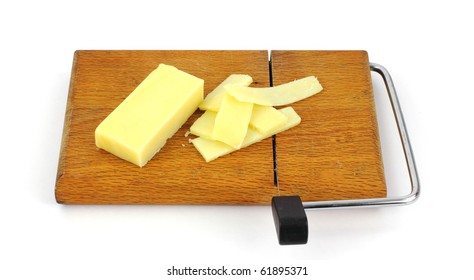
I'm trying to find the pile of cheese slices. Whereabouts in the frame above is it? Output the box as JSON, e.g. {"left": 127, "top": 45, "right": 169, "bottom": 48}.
{"left": 189, "top": 74, "right": 323, "bottom": 162}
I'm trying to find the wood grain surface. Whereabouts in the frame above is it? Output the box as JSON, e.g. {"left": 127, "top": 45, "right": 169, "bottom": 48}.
{"left": 56, "top": 50, "right": 276, "bottom": 204}
{"left": 55, "top": 50, "right": 386, "bottom": 204}
{"left": 271, "top": 51, "right": 386, "bottom": 201}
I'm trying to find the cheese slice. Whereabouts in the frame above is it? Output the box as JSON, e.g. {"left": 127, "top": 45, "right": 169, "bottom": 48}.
{"left": 95, "top": 64, "right": 203, "bottom": 167}
{"left": 190, "top": 105, "right": 288, "bottom": 139}
{"left": 212, "top": 93, "right": 253, "bottom": 149}
{"left": 199, "top": 74, "right": 253, "bottom": 111}
{"left": 189, "top": 110, "right": 217, "bottom": 139}
{"left": 249, "top": 105, "right": 288, "bottom": 134}
{"left": 225, "top": 76, "right": 322, "bottom": 106}
{"left": 191, "top": 107, "right": 301, "bottom": 162}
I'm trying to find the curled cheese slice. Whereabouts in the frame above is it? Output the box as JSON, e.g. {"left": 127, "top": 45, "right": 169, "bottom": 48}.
{"left": 199, "top": 74, "right": 253, "bottom": 111}
{"left": 225, "top": 76, "right": 322, "bottom": 106}
{"left": 191, "top": 107, "right": 301, "bottom": 162}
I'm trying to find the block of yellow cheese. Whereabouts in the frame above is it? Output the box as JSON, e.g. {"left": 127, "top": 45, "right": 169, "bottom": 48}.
{"left": 225, "top": 76, "right": 322, "bottom": 106}
{"left": 198, "top": 74, "right": 253, "bottom": 111}
{"left": 212, "top": 93, "right": 253, "bottom": 149}
{"left": 95, "top": 64, "right": 203, "bottom": 167}
{"left": 191, "top": 107, "right": 301, "bottom": 162}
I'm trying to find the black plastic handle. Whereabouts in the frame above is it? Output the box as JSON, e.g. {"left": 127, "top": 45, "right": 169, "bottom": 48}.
{"left": 271, "top": 196, "right": 308, "bottom": 245}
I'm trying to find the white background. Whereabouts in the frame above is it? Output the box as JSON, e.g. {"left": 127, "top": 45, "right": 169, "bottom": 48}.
{"left": 1, "top": 0, "right": 473, "bottom": 279}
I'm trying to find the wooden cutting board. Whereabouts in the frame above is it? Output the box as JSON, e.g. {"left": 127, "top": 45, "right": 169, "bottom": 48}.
{"left": 55, "top": 50, "right": 386, "bottom": 204}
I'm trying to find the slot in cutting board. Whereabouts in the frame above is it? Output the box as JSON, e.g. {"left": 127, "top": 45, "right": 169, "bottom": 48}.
{"left": 55, "top": 50, "right": 386, "bottom": 204}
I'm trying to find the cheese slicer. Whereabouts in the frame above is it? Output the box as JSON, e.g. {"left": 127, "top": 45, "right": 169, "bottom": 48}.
{"left": 271, "top": 63, "right": 420, "bottom": 245}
